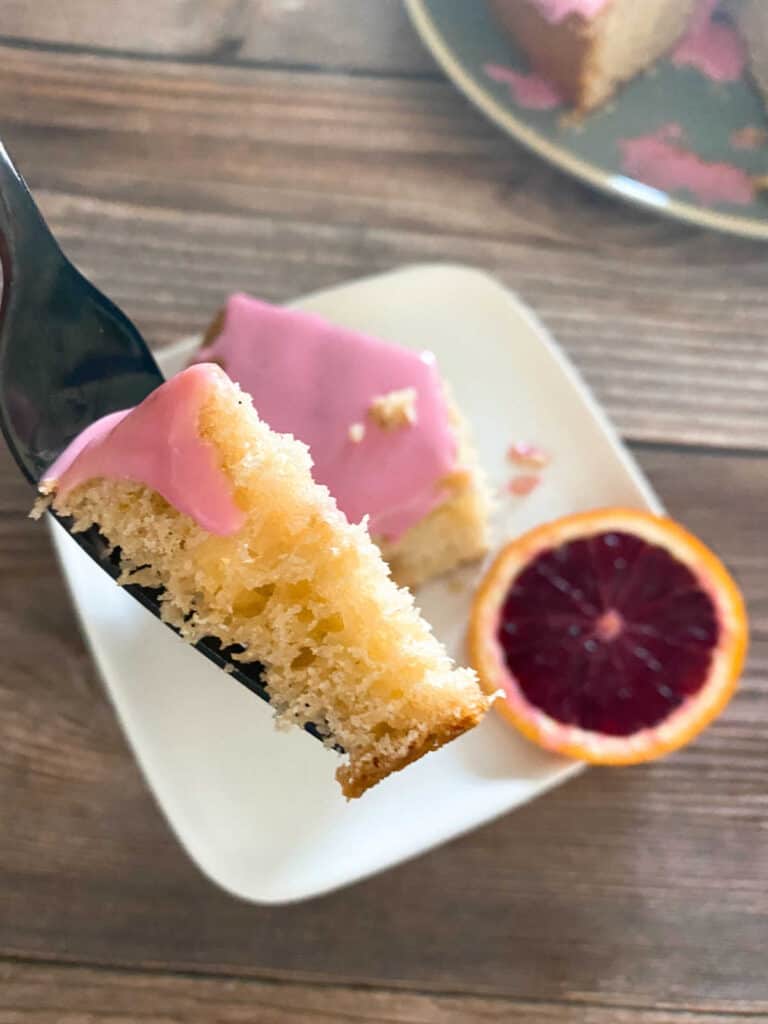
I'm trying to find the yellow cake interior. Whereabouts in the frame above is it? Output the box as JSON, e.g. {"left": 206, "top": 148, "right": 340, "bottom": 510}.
{"left": 45, "top": 370, "right": 489, "bottom": 797}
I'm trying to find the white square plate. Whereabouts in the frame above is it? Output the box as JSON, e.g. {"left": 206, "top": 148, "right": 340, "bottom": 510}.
{"left": 50, "top": 265, "right": 661, "bottom": 904}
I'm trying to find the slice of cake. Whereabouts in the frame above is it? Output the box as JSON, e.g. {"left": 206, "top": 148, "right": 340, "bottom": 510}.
{"left": 490, "top": 0, "right": 696, "bottom": 113}
{"left": 736, "top": 0, "right": 768, "bottom": 110}
{"left": 38, "top": 364, "right": 490, "bottom": 797}
{"left": 193, "top": 294, "right": 490, "bottom": 589}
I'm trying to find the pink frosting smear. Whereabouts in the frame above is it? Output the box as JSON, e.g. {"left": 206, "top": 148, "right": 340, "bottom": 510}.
{"left": 193, "top": 294, "right": 458, "bottom": 542}
{"left": 43, "top": 364, "right": 246, "bottom": 536}
{"left": 671, "top": 0, "right": 746, "bottom": 82}
{"left": 507, "top": 474, "right": 541, "bottom": 497}
{"left": 619, "top": 123, "right": 755, "bottom": 206}
{"left": 523, "top": 0, "right": 609, "bottom": 23}
{"left": 484, "top": 64, "right": 563, "bottom": 109}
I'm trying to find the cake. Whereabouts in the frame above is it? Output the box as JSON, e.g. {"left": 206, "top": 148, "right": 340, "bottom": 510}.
{"left": 490, "top": 0, "right": 697, "bottom": 112}
{"left": 37, "top": 364, "right": 490, "bottom": 797}
{"left": 736, "top": 0, "right": 768, "bottom": 109}
{"left": 193, "top": 294, "right": 491, "bottom": 589}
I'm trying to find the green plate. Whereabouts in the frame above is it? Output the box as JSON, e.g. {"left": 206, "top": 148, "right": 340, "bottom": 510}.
{"left": 406, "top": 0, "right": 768, "bottom": 239}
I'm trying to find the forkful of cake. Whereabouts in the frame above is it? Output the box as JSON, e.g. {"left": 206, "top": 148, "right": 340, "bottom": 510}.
{"left": 0, "top": 140, "right": 491, "bottom": 797}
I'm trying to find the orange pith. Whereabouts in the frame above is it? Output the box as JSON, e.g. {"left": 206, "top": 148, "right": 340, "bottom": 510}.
{"left": 469, "top": 508, "right": 748, "bottom": 764}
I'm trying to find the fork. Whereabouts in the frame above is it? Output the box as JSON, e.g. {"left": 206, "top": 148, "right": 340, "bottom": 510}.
{"left": 0, "top": 141, "right": 286, "bottom": 719}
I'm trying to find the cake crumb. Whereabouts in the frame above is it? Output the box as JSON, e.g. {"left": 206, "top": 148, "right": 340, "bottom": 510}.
{"left": 731, "top": 125, "right": 767, "bottom": 151}
{"left": 559, "top": 109, "right": 583, "bottom": 130}
{"left": 348, "top": 421, "right": 366, "bottom": 443}
{"left": 507, "top": 441, "right": 549, "bottom": 469}
{"left": 29, "top": 493, "right": 52, "bottom": 520}
{"left": 368, "top": 387, "right": 418, "bottom": 431}
{"left": 447, "top": 576, "right": 468, "bottom": 595}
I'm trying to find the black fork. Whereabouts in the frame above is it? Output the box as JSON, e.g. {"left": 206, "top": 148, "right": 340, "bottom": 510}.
{"left": 0, "top": 142, "right": 282, "bottom": 716}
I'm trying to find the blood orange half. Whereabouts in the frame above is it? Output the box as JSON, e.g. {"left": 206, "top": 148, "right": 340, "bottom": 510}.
{"left": 469, "top": 508, "right": 748, "bottom": 763}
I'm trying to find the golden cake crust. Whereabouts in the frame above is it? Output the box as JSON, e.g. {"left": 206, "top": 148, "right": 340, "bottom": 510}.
{"left": 489, "top": 0, "right": 602, "bottom": 110}
{"left": 338, "top": 706, "right": 485, "bottom": 798}
{"left": 490, "top": 0, "right": 695, "bottom": 114}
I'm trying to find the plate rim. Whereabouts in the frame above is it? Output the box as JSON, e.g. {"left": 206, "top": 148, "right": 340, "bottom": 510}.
{"left": 404, "top": 0, "right": 768, "bottom": 241}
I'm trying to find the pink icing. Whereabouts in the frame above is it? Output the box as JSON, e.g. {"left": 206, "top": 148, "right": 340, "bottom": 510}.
{"left": 619, "top": 123, "right": 754, "bottom": 206}
{"left": 671, "top": 0, "right": 745, "bottom": 82}
{"left": 522, "top": 0, "right": 610, "bottom": 23}
{"left": 43, "top": 364, "right": 245, "bottom": 536}
{"left": 484, "top": 64, "right": 563, "bottom": 109}
{"left": 507, "top": 474, "right": 541, "bottom": 497}
{"left": 684, "top": 0, "right": 719, "bottom": 35}
{"left": 193, "top": 294, "right": 458, "bottom": 541}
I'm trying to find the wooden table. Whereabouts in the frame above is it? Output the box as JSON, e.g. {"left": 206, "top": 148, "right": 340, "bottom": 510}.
{"left": 1, "top": 3, "right": 766, "bottom": 1020}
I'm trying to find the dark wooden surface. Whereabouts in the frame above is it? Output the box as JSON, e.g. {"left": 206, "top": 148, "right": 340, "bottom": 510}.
{"left": 1, "top": 4, "right": 767, "bottom": 1021}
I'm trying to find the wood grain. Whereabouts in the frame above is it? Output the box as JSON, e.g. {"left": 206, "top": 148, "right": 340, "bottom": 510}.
{"left": 1, "top": 439, "right": 766, "bottom": 1010}
{"left": 1, "top": 9, "right": 767, "bottom": 1019}
{"left": 0, "top": 0, "right": 432, "bottom": 75}
{"left": 0, "top": 45, "right": 766, "bottom": 449}
{"left": 1, "top": 961, "right": 764, "bottom": 1023}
